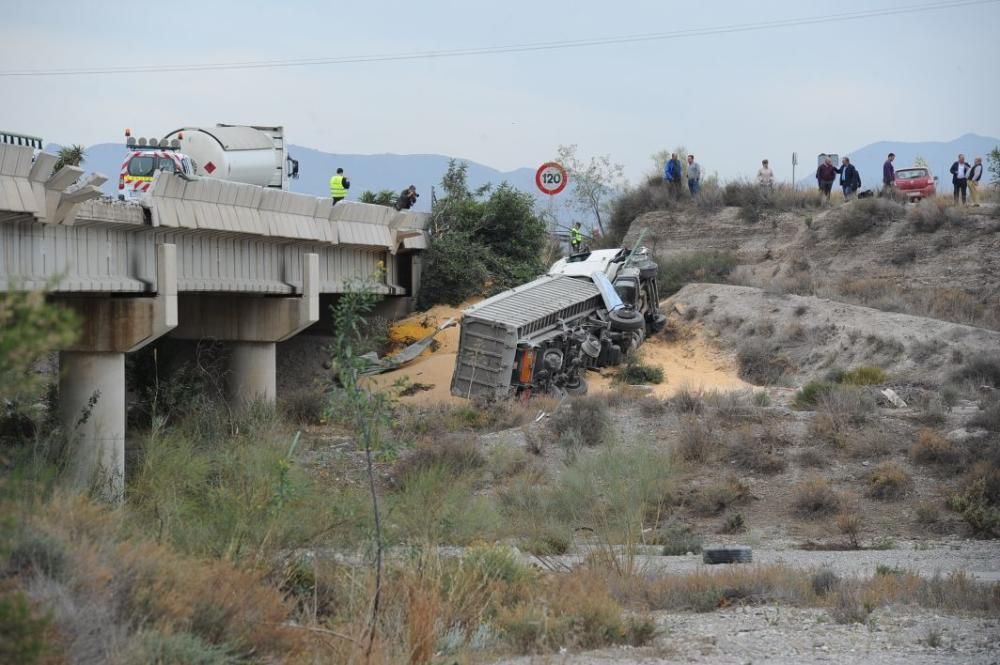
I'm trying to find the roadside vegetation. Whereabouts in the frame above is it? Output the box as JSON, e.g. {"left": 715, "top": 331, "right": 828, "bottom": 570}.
{"left": 417, "top": 161, "right": 546, "bottom": 308}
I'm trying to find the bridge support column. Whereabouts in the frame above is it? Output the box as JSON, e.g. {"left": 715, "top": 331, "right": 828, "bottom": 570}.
{"left": 59, "top": 351, "right": 125, "bottom": 502}
{"left": 171, "top": 253, "right": 319, "bottom": 409}
{"left": 55, "top": 244, "right": 178, "bottom": 502}
{"left": 228, "top": 342, "right": 277, "bottom": 405}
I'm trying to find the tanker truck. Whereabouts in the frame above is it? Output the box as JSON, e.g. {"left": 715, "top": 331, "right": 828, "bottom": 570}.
{"left": 118, "top": 124, "right": 299, "bottom": 201}
{"left": 450, "top": 244, "right": 666, "bottom": 400}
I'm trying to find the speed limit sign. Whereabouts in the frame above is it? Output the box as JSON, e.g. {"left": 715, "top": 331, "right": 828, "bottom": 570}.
{"left": 535, "top": 162, "right": 568, "bottom": 196}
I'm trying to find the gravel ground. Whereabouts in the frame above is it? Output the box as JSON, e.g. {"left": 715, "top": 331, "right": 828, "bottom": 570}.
{"left": 493, "top": 607, "right": 1000, "bottom": 664}
{"left": 539, "top": 539, "right": 1000, "bottom": 583}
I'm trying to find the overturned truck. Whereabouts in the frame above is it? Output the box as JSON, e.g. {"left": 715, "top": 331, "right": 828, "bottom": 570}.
{"left": 450, "top": 247, "right": 666, "bottom": 399}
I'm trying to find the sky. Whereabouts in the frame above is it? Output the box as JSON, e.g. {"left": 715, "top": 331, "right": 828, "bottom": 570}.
{"left": 1, "top": 0, "right": 999, "bottom": 183}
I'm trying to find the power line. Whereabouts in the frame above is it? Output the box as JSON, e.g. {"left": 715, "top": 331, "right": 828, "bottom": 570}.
{"left": 1, "top": 0, "right": 996, "bottom": 77}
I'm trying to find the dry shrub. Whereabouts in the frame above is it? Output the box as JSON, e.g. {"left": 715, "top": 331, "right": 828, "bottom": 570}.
{"left": 691, "top": 476, "right": 750, "bottom": 516}
{"left": 548, "top": 396, "right": 613, "bottom": 448}
{"left": 835, "top": 512, "right": 864, "bottom": 548}
{"left": 391, "top": 433, "right": 486, "bottom": 487}
{"left": 669, "top": 386, "right": 705, "bottom": 414}
{"left": 831, "top": 198, "right": 904, "bottom": 239}
{"left": 844, "top": 425, "right": 895, "bottom": 460}
{"left": 637, "top": 564, "right": 816, "bottom": 613}
{"left": 637, "top": 396, "right": 670, "bottom": 418}
{"left": 674, "top": 415, "right": 715, "bottom": 463}
{"left": 971, "top": 395, "right": 1000, "bottom": 433}
{"left": 915, "top": 501, "right": 940, "bottom": 524}
{"left": 796, "top": 447, "right": 831, "bottom": 468}
{"left": 866, "top": 462, "right": 914, "bottom": 501}
{"left": 911, "top": 429, "right": 963, "bottom": 467}
{"left": 726, "top": 426, "right": 787, "bottom": 475}
{"left": 497, "top": 570, "right": 653, "bottom": 653}
{"left": 792, "top": 477, "right": 841, "bottom": 518}
{"left": 951, "top": 356, "right": 1000, "bottom": 388}
{"left": 947, "top": 462, "right": 1000, "bottom": 537}
{"left": 908, "top": 198, "right": 966, "bottom": 233}
{"left": 736, "top": 339, "right": 790, "bottom": 385}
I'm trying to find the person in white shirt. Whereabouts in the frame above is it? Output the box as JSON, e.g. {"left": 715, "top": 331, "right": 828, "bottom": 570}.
{"left": 950, "top": 154, "right": 971, "bottom": 204}
{"left": 968, "top": 156, "right": 984, "bottom": 207}
{"left": 757, "top": 159, "right": 775, "bottom": 188}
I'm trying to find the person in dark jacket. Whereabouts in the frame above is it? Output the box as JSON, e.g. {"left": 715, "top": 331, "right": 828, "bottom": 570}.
{"left": 816, "top": 156, "right": 837, "bottom": 203}
{"left": 394, "top": 185, "right": 418, "bottom": 211}
{"left": 881, "top": 153, "right": 896, "bottom": 194}
{"left": 835, "top": 157, "right": 862, "bottom": 201}
{"left": 664, "top": 153, "right": 682, "bottom": 197}
{"left": 950, "top": 154, "right": 972, "bottom": 205}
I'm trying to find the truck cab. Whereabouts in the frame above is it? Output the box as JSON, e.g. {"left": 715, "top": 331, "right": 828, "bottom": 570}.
{"left": 118, "top": 133, "right": 195, "bottom": 201}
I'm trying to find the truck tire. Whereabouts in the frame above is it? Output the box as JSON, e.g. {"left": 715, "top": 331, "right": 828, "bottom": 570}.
{"left": 702, "top": 546, "right": 753, "bottom": 565}
{"left": 609, "top": 308, "right": 644, "bottom": 332}
{"left": 564, "top": 377, "right": 588, "bottom": 396}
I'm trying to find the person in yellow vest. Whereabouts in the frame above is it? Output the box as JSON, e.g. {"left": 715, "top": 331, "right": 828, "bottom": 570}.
{"left": 329, "top": 167, "right": 350, "bottom": 205}
{"left": 570, "top": 222, "right": 584, "bottom": 253}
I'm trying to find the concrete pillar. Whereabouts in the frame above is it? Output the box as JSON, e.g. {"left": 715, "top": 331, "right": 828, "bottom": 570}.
{"left": 59, "top": 351, "right": 125, "bottom": 503}
{"left": 228, "top": 342, "right": 277, "bottom": 405}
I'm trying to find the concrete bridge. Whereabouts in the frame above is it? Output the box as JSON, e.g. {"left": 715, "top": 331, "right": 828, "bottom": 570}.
{"left": 0, "top": 142, "right": 430, "bottom": 500}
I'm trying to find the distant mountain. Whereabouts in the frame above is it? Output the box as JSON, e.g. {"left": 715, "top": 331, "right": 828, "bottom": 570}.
{"left": 67, "top": 142, "right": 559, "bottom": 218}
{"left": 796, "top": 133, "right": 998, "bottom": 189}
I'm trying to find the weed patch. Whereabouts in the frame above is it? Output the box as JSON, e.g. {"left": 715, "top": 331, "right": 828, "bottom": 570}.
{"left": 792, "top": 478, "right": 841, "bottom": 518}
{"left": 866, "top": 462, "right": 914, "bottom": 501}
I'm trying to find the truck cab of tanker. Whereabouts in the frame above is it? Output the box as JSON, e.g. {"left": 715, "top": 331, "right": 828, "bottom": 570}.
{"left": 118, "top": 133, "right": 196, "bottom": 202}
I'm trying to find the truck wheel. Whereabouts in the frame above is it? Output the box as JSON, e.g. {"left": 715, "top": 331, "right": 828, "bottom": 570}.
{"left": 564, "top": 377, "right": 588, "bottom": 396}
{"left": 609, "top": 308, "right": 644, "bottom": 332}
{"left": 702, "top": 546, "right": 753, "bottom": 564}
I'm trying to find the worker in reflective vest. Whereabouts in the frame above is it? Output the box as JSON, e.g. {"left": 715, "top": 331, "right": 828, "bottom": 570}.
{"left": 329, "top": 167, "right": 350, "bottom": 204}
{"left": 570, "top": 222, "right": 584, "bottom": 252}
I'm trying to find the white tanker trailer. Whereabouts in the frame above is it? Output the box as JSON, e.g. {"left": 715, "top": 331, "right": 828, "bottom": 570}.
{"left": 119, "top": 124, "right": 299, "bottom": 200}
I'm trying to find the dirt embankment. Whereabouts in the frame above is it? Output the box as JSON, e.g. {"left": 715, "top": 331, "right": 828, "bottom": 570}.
{"left": 627, "top": 204, "right": 1000, "bottom": 322}
{"left": 664, "top": 283, "right": 1000, "bottom": 387}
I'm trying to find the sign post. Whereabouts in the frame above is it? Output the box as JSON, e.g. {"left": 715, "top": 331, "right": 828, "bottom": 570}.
{"left": 792, "top": 152, "right": 798, "bottom": 189}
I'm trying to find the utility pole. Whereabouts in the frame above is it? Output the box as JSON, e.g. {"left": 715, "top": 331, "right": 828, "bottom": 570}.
{"left": 792, "top": 152, "right": 798, "bottom": 189}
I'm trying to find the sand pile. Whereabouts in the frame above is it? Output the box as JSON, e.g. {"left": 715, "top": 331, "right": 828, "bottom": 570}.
{"left": 370, "top": 298, "right": 748, "bottom": 404}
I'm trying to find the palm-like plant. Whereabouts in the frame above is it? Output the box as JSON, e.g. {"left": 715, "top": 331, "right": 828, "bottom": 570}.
{"left": 52, "top": 144, "right": 86, "bottom": 172}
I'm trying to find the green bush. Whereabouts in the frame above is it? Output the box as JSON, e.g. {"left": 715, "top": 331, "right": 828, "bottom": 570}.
{"left": 419, "top": 162, "right": 546, "bottom": 308}
{"left": 0, "top": 591, "right": 53, "bottom": 665}
{"left": 793, "top": 381, "right": 836, "bottom": 409}
{"left": 656, "top": 251, "right": 738, "bottom": 296}
{"left": 656, "top": 524, "right": 703, "bottom": 555}
{"left": 841, "top": 366, "right": 887, "bottom": 386}
{"left": 614, "top": 353, "right": 665, "bottom": 385}
{"left": 948, "top": 464, "right": 1000, "bottom": 537}
{"left": 119, "top": 630, "right": 238, "bottom": 665}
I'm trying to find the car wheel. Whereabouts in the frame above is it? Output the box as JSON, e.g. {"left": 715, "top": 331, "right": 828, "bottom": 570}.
{"left": 609, "top": 308, "right": 645, "bottom": 332}
{"left": 702, "top": 546, "right": 753, "bottom": 564}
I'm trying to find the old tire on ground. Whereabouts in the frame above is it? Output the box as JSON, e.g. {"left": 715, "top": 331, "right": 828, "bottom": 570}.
{"left": 702, "top": 546, "right": 753, "bottom": 565}
{"left": 564, "top": 377, "right": 588, "bottom": 396}
{"left": 609, "top": 308, "right": 644, "bottom": 332}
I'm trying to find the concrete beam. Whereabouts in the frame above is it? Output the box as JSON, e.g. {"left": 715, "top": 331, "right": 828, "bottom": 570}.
{"left": 171, "top": 253, "right": 318, "bottom": 343}
{"left": 56, "top": 244, "right": 178, "bottom": 353}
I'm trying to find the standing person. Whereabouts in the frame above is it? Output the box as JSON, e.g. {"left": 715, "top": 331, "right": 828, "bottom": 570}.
{"left": 967, "top": 156, "right": 983, "bottom": 207}
{"left": 687, "top": 154, "right": 702, "bottom": 196}
{"left": 882, "top": 153, "right": 896, "bottom": 194}
{"left": 950, "top": 154, "right": 972, "bottom": 204}
{"left": 836, "top": 157, "right": 861, "bottom": 201}
{"left": 395, "top": 185, "right": 418, "bottom": 210}
{"left": 570, "top": 222, "right": 584, "bottom": 253}
{"left": 664, "top": 153, "right": 682, "bottom": 197}
{"left": 816, "top": 156, "right": 837, "bottom": 203}
{"left": 329, "top": 167, "right": 350, "bottom": 205}
{"left": 757, "top": 159, "right": 775, "bottom": 188}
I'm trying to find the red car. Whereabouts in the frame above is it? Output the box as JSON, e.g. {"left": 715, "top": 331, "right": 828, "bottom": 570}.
{"left": 894, "top": 167, "right": 937, "bottom": 200}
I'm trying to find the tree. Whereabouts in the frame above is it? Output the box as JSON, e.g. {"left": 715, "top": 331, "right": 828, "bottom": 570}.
{"left": 419, "top": 161, "right": 546, "bottom": 307}
{"left": 988, "top": 146, "right": 1000, "bottom": 184}
{"left": 358, "top": 189, "right": 398, "bottom": 207}
{"left": 556, "top": 144, "right": 626, "bottom": 237}
{"left": 914, "top": 155, "right": 930, "bottom": 168}
{"left": 52, "top": 144, "right": 85, "bottom": 172}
